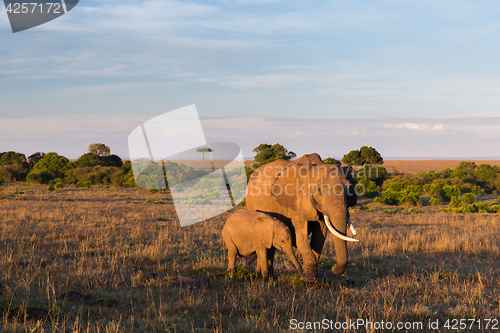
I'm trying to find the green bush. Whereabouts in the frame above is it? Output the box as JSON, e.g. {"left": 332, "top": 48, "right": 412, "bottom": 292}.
{"left": 429, "top": 197, "right": 441, "bottom": 206}
{"left": 74, "top": 153, "right": 102, "bottom": 167}
{"left": 323, "top": 158, "right": 341, "bottom": 165}
{"left": 356, "top": 165, "right": 387, "bottom": 185}
{"left": 442, "top": 203, "right": 500, "bottom": 214}
{"left": 32, "top": 152, "right": 71, "bottom": 178}
{"left": 0, "top": 151, "right": 27, "bottom": 165}
{"left": 131, "top": 160, "right": 197, "bottom": 190}
{"left": 163, "top": 161, "right": 198, "bottom": 186}
{"left": 0, "top": 177, "right": 4, "bottom": 186}
{"left": 406, "top": 208, "right": 424, "bottom": 213}
{"left": 449, "top": 196, "right": 463, "bottom": 208}
{"left": 26, "top": 169, "right": 57, "bottom": 184}
{"left": 474, "top": 164, "right": 499, "bottom": 181}
{"left": 342, "top": 146, "right": 383, "bottom": 166}
{"left": 75, "top": 153, "right": 123, "bottom": 168}
{"left": 76, "top": 181, "right": 91, "bottom": 188}
{"left": 463, "top": 192, "right": 476, "bottom": 204}
{"left": 181, "top": 196, "right": 213, "bottom": 205}
{"left": 441, "top": 192, "right": 500, "bottom": 213}
{"left": 471, "top": 185, "right": 485, "bottom": 196}
{"left": 381, "top": 208, "right": 399, "bottom": 214}
{"left": 439, "top": 185, "right": 461, "bottom": 202}
{"left": 375, "top": 183, "right": 421, "bottom": 206}
{"left": 0, "top": 151, "right": 30, "bottom": 181}
{"left": 0, "top": 163, "right": 30, "bottom": 181}
{"left": 101, "top": 155, "right": 123, "bottom": 168}
{"left": 65, "top": 166, "right": 134, "bottom": 186}
{"left": 145, "top": 198, "right": 164, "bottom": 204}
{"left": 47, "top": 185, "right": 55, "bottom": 192}
{"left": 204, "top": 189, "right": 222, "bottom": 199}
{"left": 252, "top": 143, "right": 296, "bottom": 165}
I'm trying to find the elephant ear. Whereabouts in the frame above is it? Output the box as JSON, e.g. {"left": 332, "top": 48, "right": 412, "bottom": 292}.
{"left": 271, "top": 165, "right": 316, "bottom": 215}
{"left": 258, "top": 216, "right": 274, "bottom": 249}
{"left": 308, "top": 182, "right": 323, "bottom": 212}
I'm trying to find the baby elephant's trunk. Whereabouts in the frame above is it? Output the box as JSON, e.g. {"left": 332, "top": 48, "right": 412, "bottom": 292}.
{"left": 282, "top": 244, "right": 303, "bottom": 276}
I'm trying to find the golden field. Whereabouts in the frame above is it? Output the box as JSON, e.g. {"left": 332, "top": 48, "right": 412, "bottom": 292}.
{"left": 0, "top": 182, "right": 499, "bottom": 332}
{"left": 381, "top": 160, "right": 500, "bottom": 174}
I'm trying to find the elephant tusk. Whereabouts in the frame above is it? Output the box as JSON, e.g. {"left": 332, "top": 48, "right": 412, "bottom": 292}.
{"left": 348, "top": 218, "right": 357, "bottom": 236}
{"left": 324, "top": 215, "right": 359, "bottom": 242}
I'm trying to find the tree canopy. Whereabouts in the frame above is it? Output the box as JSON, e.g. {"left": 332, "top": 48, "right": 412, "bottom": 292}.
{"left": 252, "top": 143, "right": 296, "bottom": 165}
{"left": 75, "top": 153, "right": 123, "bottom": 168}
{"left": 33, "top": 152, "right": 71, "bottom": 175}
{"left": 0, "top": 151, "right": 29, "bottom": 181}
{"left": 342, "top": 146, "right": 383, "bottom": 166}
{"left": 323, "top": 157, "right": 341, "bottom": 165}
{"left": 196, "top": 147, "right": 213, "bottom": 161}
{"left": 27, "top": 152, "right": 45, "bottom": 167}
{"left": 0, "top": 151, "right": 26, "bottom": 165}
{"left": 88, "top": 143, "right": 110, "bottom": 156}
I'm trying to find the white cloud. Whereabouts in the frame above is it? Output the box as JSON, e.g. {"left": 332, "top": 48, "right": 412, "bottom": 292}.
{"left": 1, "top": 115, "right": 499, "bottom": 158}
{"left": 384, "top": 123, "right": 445, "bottom": 131}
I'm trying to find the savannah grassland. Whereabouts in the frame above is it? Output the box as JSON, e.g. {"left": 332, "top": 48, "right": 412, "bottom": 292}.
{"left": 0, "top": 178, "right": 499, "bottom": 332}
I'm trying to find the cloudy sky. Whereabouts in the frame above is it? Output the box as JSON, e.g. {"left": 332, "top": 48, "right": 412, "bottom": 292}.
{"left": 1, "top": 0, "right": 500, "bottom": 159}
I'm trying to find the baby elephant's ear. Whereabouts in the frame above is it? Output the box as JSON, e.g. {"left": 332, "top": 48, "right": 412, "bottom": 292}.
{"left": 261, "top": 217, "right": 275, "bottom": 249}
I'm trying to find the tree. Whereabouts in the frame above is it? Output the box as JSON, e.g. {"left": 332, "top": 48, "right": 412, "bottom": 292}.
{"left": 75, "top": 153, "right": 102, "bottom": 168}
{"left": 323, "top": 157, "right": 341, "bottom": 165}
{"left": 0, "top": 151, "right": 30, "bottom": 181}
{"left": 75, "top": 153, "right": 124, "bottom": 168}
{"left": 252, "top": 143, "right": 296, "bottom": 165}
{"left": 27, "top": 152, "right": 45, "bottom": 168}
{"left": 196, "top": 147, "right": 213, "bottom": 161}
{"left": 0, "top": 151, "right": 26, "bottom": 165}
{"left": 27, "top": 153, "right": 70, "bottom": 183}
{"left": 88, "top": 143, "right": 110, "bottom": 156}
{"left": 32, "top": 152, "right": 71, "bottom": 176}
{"left": 342, "top": 146, "right": 383, "bottom": 166}
{"left": 101, "top": 154, "right": 123, "bottom": 168}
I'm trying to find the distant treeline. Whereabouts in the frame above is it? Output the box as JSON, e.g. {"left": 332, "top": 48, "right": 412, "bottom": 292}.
{"left": 357, "top": 161, "right": 500, "bottom": 212}
{"left": 0, "top": 150, "right": 203, "bottom": 190}
{"left": 0, "top": 151, "right": 136, "bottom": 186}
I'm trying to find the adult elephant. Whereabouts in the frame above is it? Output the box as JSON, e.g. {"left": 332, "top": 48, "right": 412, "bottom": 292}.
{"left": 246, "top": 153, "right": 358, "bottom": 282}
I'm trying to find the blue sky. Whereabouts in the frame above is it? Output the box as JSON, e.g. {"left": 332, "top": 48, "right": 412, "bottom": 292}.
{"left": 1, "top": 0, "right": 499, "bottom": 159}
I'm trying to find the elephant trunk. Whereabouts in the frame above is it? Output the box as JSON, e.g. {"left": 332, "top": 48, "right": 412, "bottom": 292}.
{"left": 282, "top": 244, "right": 303, "bottom": 276}
{"left": 324, "top": 215, "right": 350, "bottom": 275}
{"left": 331, "top": 235, "right": 348, "bottom": 275}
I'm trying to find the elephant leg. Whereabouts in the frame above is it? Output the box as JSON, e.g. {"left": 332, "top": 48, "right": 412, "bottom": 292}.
{"left": 309, "top": 220, "right": 327, "bottom": 263}
{"left": 226, "top": 242, "right": 238, "bottom": 276}
{"left": 246, "top": 252, "right": 257, "bottom": 266}
{"left": 267, "top": 247, "right": 276, "bottom": 277}
{"left": 295, "top": 222, "right": 319, "bottom": 282}
{"left": 245, "top": 252, "right": 262, "bottom": 273}
{"left": 257, "top": 249, "right": 269, "bottom": 279}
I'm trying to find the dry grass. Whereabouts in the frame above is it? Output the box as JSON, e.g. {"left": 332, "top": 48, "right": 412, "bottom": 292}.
{"left": 0, "top": 183, "right": 499, "bottom": 332}
{"left": 381, "top": 160, "right": 500, "bottom": 174}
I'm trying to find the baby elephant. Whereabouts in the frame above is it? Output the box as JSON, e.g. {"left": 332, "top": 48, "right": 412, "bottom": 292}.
{"left": 223, "top": 210, "right": 302, "bottom": 279}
